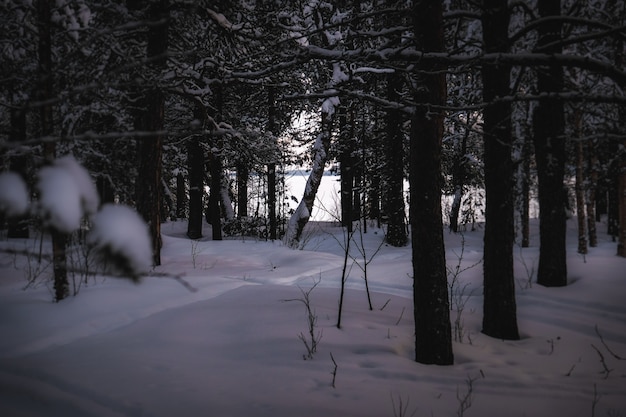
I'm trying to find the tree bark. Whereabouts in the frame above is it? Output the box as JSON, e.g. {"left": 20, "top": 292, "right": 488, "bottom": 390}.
{"left": 586, "top": 141, "right": 598, "bottom": 247}
{"left": 339, "top": 112, "right": 354, "bottom": 232}
{"left": 575, "top": 138, "right": 587, "bottom": 254}
{"left": 237, "top": 163, "right": 249, "bottom": 218}
{"left": 134, "top": 0, "right": 168, "bottom": 266}
{"left": 520, "top": 126, "right": 532, "bottom": 248}
{"left": 38, "top": 0, "right": 68, "bottom": 302}
{"left": 573, "top": 109, "right": 587, "bottom": 254}
{"left": 187, "top": 136, "right": 203, "bottom": 239}
{"left": 533, "top": 0, "right": 567, "bottom": 287}
{"left": 176, "top": 171, "right": 186, "bottom": 220}
{"left": 267, "top": 87, "right": 278, "bottom": 239}
{"left": 481, "top": 0, "right": 520, "bottom": 341}
{"left": 384, "top": 71, "right": 408, "bottom": 246}
{"left": 411, "top": 0, "right": 453, "bottom": 365}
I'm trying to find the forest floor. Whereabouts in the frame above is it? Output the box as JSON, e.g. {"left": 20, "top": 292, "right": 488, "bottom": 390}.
{"left": 0, "top": 217, "right": 625, "bottom": 417}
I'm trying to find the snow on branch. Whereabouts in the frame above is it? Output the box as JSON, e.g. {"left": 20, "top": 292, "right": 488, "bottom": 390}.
{"left": 206, "top": 8, "right": 243, "bottom": 31}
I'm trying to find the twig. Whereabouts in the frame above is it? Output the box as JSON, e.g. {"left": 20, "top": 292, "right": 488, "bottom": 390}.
{"left": 595, "top": 325, "right": 625, "bottom": 360}
{"left": 591, "top": 383, "right": 601, "bottom": 417}
{"left": 591, "top": 343, "right": 613, "bottom": 379}
{"left": 330, "top": 352, "right": 338, "bottom": 388}
{"left": 395, "top": 306, "right": 405, "bottom": 325}
{"left": 390, "top": 393, "right": 417, "bottom": 417}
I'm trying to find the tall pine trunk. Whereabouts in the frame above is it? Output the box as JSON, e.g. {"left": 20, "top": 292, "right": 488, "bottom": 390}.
{"left": 533, "top": 0, "right": 567, "bottom": 286}
{"left": 573, "top": 109, "right": 587, "bottom": 255}
{"left": 481, "top": 0, "right": 520, "bottom": 341}
{"left": 38, "top": 0, "right": 68, "bottom": 302}
{"left": 134, "top": 0, "right": 168, "bottom": 266}
{"left": 586, "top": 141, "right": 598, "bottom": 247}
{"left": 267, "top": 87, "right": 278, "bottom": 240}
{"left": 411, "top": 0, "right": 453, "bottom": 365}
{"left": 520, "top": 128, "right": 532, "bottom": 248}
{"left": 384, "top": 71, "right": 408, "bottom": 246}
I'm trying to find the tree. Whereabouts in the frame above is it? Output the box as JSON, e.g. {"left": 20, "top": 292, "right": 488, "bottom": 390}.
{"left": 131, "top": 0, "right": 169, "bottom": 266}
{"left": 481, "top": 0, "right": 520, "bottom": 340}
{"left": 383, "top": 69, "right": 408, "bottom": 246}
{"left": 532, "top": 0, "right": 568, "bottom": 287}
{"left": 411, "top": 0, "right": 453, "bottom": 365}
{"left": 38, "top": 0, "right": 69, "bottom": 302}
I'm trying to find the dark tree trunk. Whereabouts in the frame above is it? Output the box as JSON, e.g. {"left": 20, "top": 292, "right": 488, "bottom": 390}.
{"left": 237, "top": 163, "right": 249, "bottom": 218}
{"left": 533, "top": 0, "right": 567, "bottom": 287}
{"left": 187, "top": 136, "right": 203, "bottom": 239}
{"left": 135, "top": 0, "right": 168, "bottom": 266}
{"left": 608, "top": 179, "right": 619, "bottom": 239}
{"left": 619, "top": 163, "right": 626, "bottom": 257}
{"left": 586, "top": 141, "right": 598, "bottom": 247}
{"left": 521, "top": 129, "right": 532, "bottom": 248}
{"left": 411, "top": 0, "right": 453, "bottom": 366}
{"left": 573, "top": 109, "right": 587, "bottom": 254}
{"left": 96, "top": 176, "right": 115, "bottom": 206}
{"left": 481, "top": 0, "right": 520, "bottom": 341}
{"left": 38, "top": 0, "right": 68, "bottom": 302}
{"left": 176, "top": 171, "right": 186, "bottom": 219}
{"left": 267, "top": 87, "right": 278, "bottom": 240}
{"left": 207, "top": 153, "right": 223, "bottom": 241}
{"left": 384, "top": 71, "right": 408, "bottom": 246}
{"left": 340, "top": 110, "right": 354, "bottom": 232}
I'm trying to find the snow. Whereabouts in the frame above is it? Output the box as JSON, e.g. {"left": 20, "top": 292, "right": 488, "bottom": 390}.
{"left": 1, "top": 217, "right": 625, "bottom": 417}
{"left": 36, "top": 165, "right": 83, "bottom": 234}
{"left": 0, "top": 172, "right": 29, "bottom": 217}
{"left": 34, "top": 155, "right": 100, "bottom": 233}
{"left": 87, "top": 204, "right": 153, "bottom": 277}
{"left": 54, "top": 155, "right": 100, "bottom": 215}
{"left": 321, "top": 96, "right": 340, "bottom": 116}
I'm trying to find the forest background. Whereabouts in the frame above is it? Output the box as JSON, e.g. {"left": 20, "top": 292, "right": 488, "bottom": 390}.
{"left": 0, "top": 0, "right": 625, "bottom": 367}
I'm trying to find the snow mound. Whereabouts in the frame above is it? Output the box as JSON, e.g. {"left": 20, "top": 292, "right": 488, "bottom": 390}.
{"left": 54, "top": 155, "right": 99, "bottom": 215}
{"left": 87, "top": 204, "right": 152, "bottom": 279}
{"left": 36, "top": 165, "right": 83, "bottom": 233}
{"left": 0, "top": 172, "right": 29, "bottom": 217}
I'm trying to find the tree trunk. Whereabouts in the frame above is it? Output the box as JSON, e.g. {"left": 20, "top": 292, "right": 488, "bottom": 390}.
{"left": 384, "top": 71, "right": 408, "bottom": 246}
{"left": 176, "top": 171, "right": 186, "bottom": 219}
{"left": 135, "top": 0, "right": 168, "bottom": 266}
{"left": 267, "top": 87, "right": 278, "bottom": 239}
{"left": 586, "top": 141, "right": 598, "bottom": 247}
{"left": 533, "top": 0, "right": 567, "bottom": 287}
{"left": 207, "top": 151, "right": 223, "bottom": 241}
{"left": 520, "top": 126, "right": 532, "bottom": 248}
{"left": 619, "top": 163, "right": 626, "bottom": 257}
{"left": 339, "top": 109, "right": 355, "bottom": 232}
{"left": 187, "top": 136, "right": 203, "bottom": 239}
{"left": 481, "top": 0, "right": 520, "bottom": 341}
{"left": 237, "top": 163, "right": 249, "bottom": 218}
{"left": 411, "top": 0, "right": 453, "bottom": 365}
{"left": 575, "top": 138, "right": 587, "bottom": 254}
{"left": 38, "top": 0, "right": 68, "bottom": 302}
{"left": 573, "top": 109, "right": 587, "bottom": 254}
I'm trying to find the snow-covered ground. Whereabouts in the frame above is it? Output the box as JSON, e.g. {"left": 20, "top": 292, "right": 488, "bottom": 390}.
{"left": 0, "top": 216, "right": 625, "bottom": 417}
